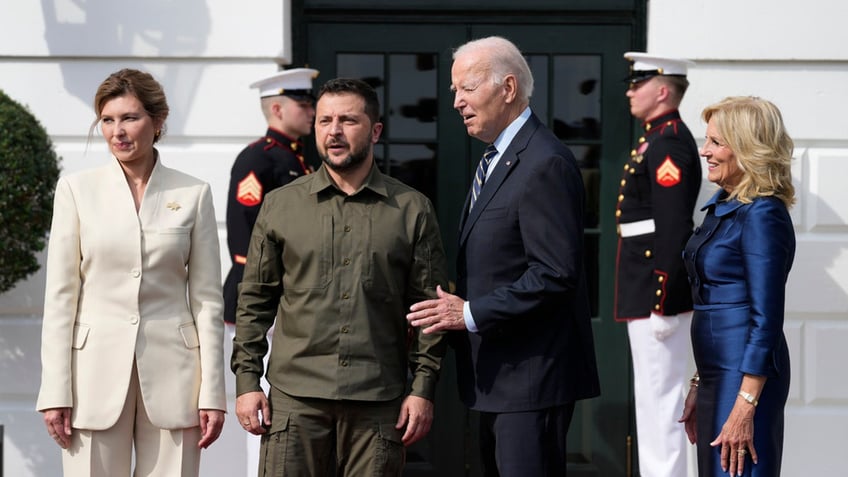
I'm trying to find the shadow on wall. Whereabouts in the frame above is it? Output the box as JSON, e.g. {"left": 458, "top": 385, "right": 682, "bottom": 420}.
{"left": 39, "top": 0, "right": 212, "bottom": 132}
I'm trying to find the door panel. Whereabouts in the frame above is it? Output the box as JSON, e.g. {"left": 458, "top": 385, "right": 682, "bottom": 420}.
{"left": 308, "top": 21, "right": 634, "bottom": 477}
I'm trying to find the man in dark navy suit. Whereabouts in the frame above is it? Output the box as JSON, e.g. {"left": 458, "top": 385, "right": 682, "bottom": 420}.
{"left": 407, "top": 36, "right": 600, "bottom": 476}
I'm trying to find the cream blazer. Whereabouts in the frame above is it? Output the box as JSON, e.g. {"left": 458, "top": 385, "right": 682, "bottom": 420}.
{"left": 36, "top": 156, "right": 226, "bottom": 430}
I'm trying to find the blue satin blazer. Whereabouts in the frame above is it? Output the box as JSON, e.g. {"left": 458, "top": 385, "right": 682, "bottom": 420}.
{"left": 684, "top": 189, "right": 795, "bottom": 378}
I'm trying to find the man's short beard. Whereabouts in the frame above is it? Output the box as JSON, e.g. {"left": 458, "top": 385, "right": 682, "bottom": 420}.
{"left": 321, "top": 147, "right": 369, "bottom": 173}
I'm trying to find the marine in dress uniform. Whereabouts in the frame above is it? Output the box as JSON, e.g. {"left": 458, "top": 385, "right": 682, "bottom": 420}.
{"left": 222, "top": 67, "right": 317, "bottom": 476}
{"left": 223, "top": 67, "right": 319, "bottom": 325}
{"left": 615, "top": 52, "right": 701, "bottom": 477}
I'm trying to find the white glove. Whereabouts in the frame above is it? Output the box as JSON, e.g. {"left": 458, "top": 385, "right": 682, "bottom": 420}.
{"left": 649, "top": 312, "right": 680, "bottom": 341}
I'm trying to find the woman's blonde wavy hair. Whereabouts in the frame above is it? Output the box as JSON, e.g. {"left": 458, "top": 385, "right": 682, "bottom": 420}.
{"left": 702, "top": 96, "right": 795, "bottom": 207}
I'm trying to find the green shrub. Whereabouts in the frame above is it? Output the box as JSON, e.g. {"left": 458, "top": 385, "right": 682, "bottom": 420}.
{"left": 0, "top": 89, "right": 61, "bottom": 293}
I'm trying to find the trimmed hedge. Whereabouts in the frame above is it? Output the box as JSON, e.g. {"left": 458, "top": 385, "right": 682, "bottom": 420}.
{"left": 0, "top": 89, "right": 61, "bottom": 293}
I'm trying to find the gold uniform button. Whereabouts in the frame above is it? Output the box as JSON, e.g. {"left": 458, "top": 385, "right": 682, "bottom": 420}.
{"left": 656, "top": 289, "right": 662, "bottom": 296}
{"left": 645, "top": 123, "right": 652, "bottom": 131}
{"left": 618, "top": 194, "right": 624, "bottom": 202}
{"left": 630, "top": 149, "right": 637, "bottom": 157}
{"left": 629, "top": 167, "right": 636, "bottom": 174}
{"left": 667, "top": 121, "right": 674, "bottom": 126}
{"left": 658, "top": 276, "right": 665, "bottom": 283}
{"left": 615, "top": 209, "right": 622, "bottom": 217}
{"left": 644, "top": 249, "right": 652, "bottom": 258}
{"left": 623, "top": 163, "right": 630, "bottom": 171}
{"left": 654, "top": 304, "right": 661, "bottom": 310}
{"left": 639, "top": 136, "right": 646, "bottom": 143}
{"left": 621, "top": 179, "right": 626, "bottom": 187}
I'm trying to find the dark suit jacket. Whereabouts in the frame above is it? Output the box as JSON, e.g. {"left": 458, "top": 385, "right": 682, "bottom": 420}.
{"left": 453, "top": 113, "right": 601, "bottom": 412}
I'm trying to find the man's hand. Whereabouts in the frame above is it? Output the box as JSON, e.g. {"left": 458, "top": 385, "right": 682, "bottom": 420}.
{"left": 197, "top": 409, "right": 225, "bottom": 448}
{"left": 395, "top": 395, "right": 434, "bottom": 446}
{"left": 406, "top": 285, "right": 467, "bottom": 334}
{"left": 236, "top": 391, "right": 271, "bottom": 435}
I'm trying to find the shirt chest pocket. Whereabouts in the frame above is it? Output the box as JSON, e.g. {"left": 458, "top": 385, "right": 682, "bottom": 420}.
{"left": 282, "top": 215, "right": 332, "bottom": 290}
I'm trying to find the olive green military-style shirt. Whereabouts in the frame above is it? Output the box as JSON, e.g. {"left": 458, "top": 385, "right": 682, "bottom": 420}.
{"left": 231, "top": 162, "right": 448, "bottom": 402}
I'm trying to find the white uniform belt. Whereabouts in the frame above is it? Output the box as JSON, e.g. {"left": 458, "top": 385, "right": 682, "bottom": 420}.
{"left": 619, "top": 219, "right": 656, "bottom": 238}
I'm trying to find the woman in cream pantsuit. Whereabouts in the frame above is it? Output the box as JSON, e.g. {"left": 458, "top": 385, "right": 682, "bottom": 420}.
{"left": 37, "top": 69, "right": 227, "bottom": 476}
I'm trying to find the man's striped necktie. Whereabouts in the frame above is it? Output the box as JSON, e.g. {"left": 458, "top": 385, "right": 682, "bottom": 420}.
{"left": 470, "top": 144, "right": 497, "bottom": 210}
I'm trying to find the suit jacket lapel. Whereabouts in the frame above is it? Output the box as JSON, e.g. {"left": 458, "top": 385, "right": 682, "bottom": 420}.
{"left": 137, "top": 157, "right": 167, "bottom": 226}
{"left": 459, "top": 114, "right": 542, "bottom": 245}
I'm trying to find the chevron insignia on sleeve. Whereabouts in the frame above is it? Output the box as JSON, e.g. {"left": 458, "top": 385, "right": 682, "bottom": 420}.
{"left": 656, "top": 156, "right": 681, "bottom": 187}
{"left": 236, "top": 172, "right": 263, "bottom": 206}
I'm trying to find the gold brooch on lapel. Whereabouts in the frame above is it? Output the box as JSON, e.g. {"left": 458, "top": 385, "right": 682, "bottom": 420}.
{"left": 166, "top": 201, "right": 181, "bottom": 211}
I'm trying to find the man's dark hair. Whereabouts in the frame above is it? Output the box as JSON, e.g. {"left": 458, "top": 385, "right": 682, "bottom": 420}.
{"left": 658, "top": 75, "right": 690, "bottom": 104}
{"left": 316, "top": 78, "right": 381, "bottom": 124}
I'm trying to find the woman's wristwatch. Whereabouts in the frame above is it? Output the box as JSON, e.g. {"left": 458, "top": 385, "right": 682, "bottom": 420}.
{"left": 738, "top": 390, "right": 758, "bottom": 407}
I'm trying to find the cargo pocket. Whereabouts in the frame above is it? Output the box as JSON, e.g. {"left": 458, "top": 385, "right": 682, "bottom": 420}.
{"left": 373, "top": 421, "right": 405, "bottom": 476}
{"left": 259, "top": 412, "right": 291, "bottom": 477}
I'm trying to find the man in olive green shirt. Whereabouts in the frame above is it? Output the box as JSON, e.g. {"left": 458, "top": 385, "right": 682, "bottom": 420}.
{"left": 231, "top": 78, "right": 448, "bottom": 476}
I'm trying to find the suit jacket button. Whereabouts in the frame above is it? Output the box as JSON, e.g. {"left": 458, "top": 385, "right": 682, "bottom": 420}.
{"left": 644, "top": 249, "right": 652, "bottom": 258}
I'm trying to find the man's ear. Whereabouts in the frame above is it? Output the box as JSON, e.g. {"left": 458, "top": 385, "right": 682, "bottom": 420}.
{"left": 502, "top": 74, "right": 518, "bottom": 104}
{"left": 270, "top": 100, "right": 284, "bottom": 118}
{"left": 656, "top": 81, "right": 671, "bottom": 103}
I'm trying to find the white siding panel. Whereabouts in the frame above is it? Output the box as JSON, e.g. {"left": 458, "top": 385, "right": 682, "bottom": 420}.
{"left": 783, "top": 407, "right": 848, "bottom": 475}
{"left": 678, "top": 65, "right": 848, "bottom": 142}
{"left": 0, "top": 61, "right": 272, "bottom": 137}
{"left": 805, "top": 321, "right": 848, "bottom": 402}
{"left": 786, "top": 240, "right": 848, "bottom": 314}
{"left": 806, "top": 150, "right": 848, "bottom": 231}
{"left": 0, "top": 255, "right": 47, "bottom": 316}
{"left": 0, "top": 0, "right": 290, "bottom": 61}
{"left": 648, "top": 0, "right": 847, "bottom": 60}
{"left": 0, "top": 319, "right": 42, "bottom": 397}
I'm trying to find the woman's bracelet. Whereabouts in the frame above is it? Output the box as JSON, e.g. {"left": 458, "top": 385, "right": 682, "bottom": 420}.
{"left": 689, "top": 374, "right": 700, "bottom": 388}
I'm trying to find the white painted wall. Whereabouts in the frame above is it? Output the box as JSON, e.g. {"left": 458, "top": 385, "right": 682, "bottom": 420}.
{"left": 0, "top": 1, "right": 290, "bottom": 475}
{"left": 649, "top": 0, "right": 848, "bottom": 474}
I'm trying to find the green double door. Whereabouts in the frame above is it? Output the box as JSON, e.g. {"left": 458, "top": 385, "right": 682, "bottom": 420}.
{"left": 308, "top": 21, "right": 636, "bottom": 477}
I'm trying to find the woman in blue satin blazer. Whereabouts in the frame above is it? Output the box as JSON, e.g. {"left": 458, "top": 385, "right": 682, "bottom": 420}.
{"left": 679, "top": 97, "right": 795, "bottom": 477}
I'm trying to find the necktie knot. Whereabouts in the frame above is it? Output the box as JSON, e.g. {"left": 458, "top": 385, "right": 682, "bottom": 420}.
{"left": 471, "top": 145, "right": 497, "bottom": 210}
{"left": 481, "top": 144, "right": 497, "bottom": 173}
